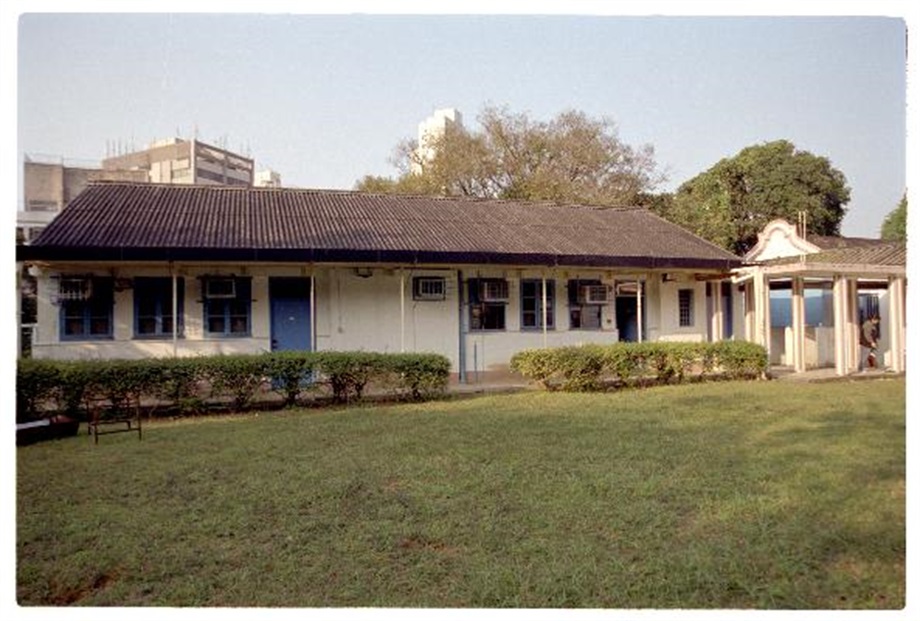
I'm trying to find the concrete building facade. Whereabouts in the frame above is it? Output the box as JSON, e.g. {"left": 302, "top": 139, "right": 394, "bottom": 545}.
{"left": 102, "top": 138, "right": 254, "bottom": 187}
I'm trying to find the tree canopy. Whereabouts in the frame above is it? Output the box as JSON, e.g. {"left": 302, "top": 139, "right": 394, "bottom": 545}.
{"left": 355, "top": 105, "right": 663, "bottom": 206}
{"left": 880, "top": 194, "right": 907, "bottom": 241}
{"left": 661, "top": 140, "right": 851, "bottom": 256}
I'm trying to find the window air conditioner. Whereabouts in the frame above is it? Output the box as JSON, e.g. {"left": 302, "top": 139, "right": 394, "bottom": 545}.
{"left": 579, "top": 285, "right": 610, "bottom": 304}
{"left": 480, "top": 280, "right": 509, "bottom": 302}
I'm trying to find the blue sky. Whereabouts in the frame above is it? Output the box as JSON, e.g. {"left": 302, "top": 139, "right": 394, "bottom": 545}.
{"left": 9, "top": 9, "right": 910, "bottom": 238}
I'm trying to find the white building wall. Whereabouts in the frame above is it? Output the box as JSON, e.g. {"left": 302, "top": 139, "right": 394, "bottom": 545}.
{"left": 655, "top": 277, "right": 707, "bottom": 342}
{"left": 29, "top": 262, "right": 712, "bottom": 373}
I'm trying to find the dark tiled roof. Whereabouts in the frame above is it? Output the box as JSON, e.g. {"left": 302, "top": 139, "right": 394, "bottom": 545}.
{"left": 20, "top": 182, "right": 742, "bottom": 269}
{"left": 764, "top": 241, "right": 906, "bottom": 268}
{"left": 807, "top": 234, "right": 885, "bottom": 250}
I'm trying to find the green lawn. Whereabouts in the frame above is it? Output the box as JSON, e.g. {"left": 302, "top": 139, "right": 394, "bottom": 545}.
{"left": 17, "top": 378, "right": 905, "bottom": 608}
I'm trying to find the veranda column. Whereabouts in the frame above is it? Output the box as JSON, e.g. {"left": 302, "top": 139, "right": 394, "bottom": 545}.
{"left": 711, "top": 281, "right": 724, "bottom": 342}
{"left": 744, "top": 281, "right": 756, "bottom": 342}
{"left": 791, "top": 276, "right": 806, "bottom": 372}
{"left": 752, "top": 270, "right": 766, "bottom": 349}
{"left": 847, "top": 278, "right": 860, "bottom": 371}
{"left": 636, "top": 278, "right": 643, "bottom": 343}
{"left": 541, "top": 274, "right": 548, "bottom": 348}
{"left": 761, "top": 273, "right": 772, "bottom": 361}
{"left": 832, "top": 275, "right": 847, "bottom": 375}
{"left": 172, "top": 269, "right": 179, "bottom": 358}
{"left": 889, "top": 276, "right": 906, "bottom": 372}
{"left": 400, "top": 268, "right": 406, "bottom": 353}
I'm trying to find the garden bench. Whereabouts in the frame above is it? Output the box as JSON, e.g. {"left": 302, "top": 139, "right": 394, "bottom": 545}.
{"left": 86, "top": 397, "right": 142, "bottom": 444}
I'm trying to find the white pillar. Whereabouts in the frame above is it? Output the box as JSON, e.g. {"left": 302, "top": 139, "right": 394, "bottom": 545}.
{"left": 172, "top": 269, "right": 179, "bottom": 357}
{"left": 791, "top": 277, "right": 806, "bottom": 372}
{"left": 753, "top": 271, "right": 772, "bottom": 360}
{"left": 711, "top": 281, "right": 724, "bottom": 342}
{"left": 400, "top": 269, "right": 406, "bottom": 353}
{"left": 541, "top": 273, "right": 548, "bottom": 348}
{"left": 847, "top": 279, "right": 860, "bottom": 371}
{"left": 889, "top": 276, "right": 906, "bottom": 373}
{"left": 309, "top": 267, "right": 316, "bottom": 352}
{"left": 744, "top": 281, "right": 756, "bottom": 342}
{"left": 833, "top": 275, "right": 847, "bottom": 375}
{"left": 636, "top": 278, "right": 643, "bottom": 343}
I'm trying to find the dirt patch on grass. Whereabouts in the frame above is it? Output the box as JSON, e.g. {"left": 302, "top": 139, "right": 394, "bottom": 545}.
{"left": 49, "top": 571, "right": 117, "bottom": 605}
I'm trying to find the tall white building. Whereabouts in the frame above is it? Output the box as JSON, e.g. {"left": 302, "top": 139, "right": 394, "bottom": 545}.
{"left": 254, "top": 169, "right": 282, "bottom": 188}
{"left": 413, "top": 108, "right": 463, "bottom": 173}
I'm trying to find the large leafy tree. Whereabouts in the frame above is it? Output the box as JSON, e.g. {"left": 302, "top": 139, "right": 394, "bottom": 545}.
{"left": 880, "top": 194, "right": 907, "bottom": 241}
{"left": 356, "top": 105, "right": 663, "bottom": 206}
{"left": 663, "top": 140, "right": 851, "bottom": 255}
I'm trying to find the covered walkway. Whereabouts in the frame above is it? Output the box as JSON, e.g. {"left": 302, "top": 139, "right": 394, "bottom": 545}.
{"left": 734, "top": 234, "right": 906, "bottom": 377}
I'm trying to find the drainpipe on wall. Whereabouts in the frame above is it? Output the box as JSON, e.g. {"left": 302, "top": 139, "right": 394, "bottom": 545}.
{"left": 458, "top": 269, "right": 466, "bottom": 384}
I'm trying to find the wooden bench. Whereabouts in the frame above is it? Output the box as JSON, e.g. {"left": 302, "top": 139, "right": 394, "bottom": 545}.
{"left": 86, "top": 398, "right": 142, "bottom": 444}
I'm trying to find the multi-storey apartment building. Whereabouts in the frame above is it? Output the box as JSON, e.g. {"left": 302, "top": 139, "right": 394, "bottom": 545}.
{"left": 102, "top": 138, "right": 255, "bottom": 187}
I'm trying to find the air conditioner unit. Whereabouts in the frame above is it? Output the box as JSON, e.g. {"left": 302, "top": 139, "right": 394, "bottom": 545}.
{"left": 480, "top": 280, "right": 509, "bottom": 302}
{"left": 58, "top": 278, "right": 92, "bottom": 301}
{"left": 205, "top": 278, "right": 236, "bottom": 299}
{"left": 579, "top": 285, "right": 610, "bottom": 304}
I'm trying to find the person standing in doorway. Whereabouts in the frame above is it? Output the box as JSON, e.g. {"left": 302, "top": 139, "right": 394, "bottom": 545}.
{"left": 860, "top": 314, "right": 881, "bottom": 370}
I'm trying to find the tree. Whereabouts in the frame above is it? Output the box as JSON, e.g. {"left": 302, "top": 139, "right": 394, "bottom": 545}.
{"left": 662, "top": 140, "right": 851, "bottom": 255}
{"left": 880, "top": 194, "right": 907, "bottom": 241}
{"left": 355, "top": 105, "right": 663, "bottom": 206}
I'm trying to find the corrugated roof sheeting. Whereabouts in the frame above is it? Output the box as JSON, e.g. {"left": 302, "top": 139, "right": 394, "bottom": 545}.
{"left": 24, "top": 182, "right": 742, "bottom": 268}
{"left": 764, "top": 241, "right": 906, "bottom": 268}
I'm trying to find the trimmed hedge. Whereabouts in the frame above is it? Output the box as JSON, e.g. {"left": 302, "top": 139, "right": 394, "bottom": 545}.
{"left": 510, "top": 341, "right": 768, "bottom": 392}
{"left": 15, "top": 351, "right": 451, "bottom": 421}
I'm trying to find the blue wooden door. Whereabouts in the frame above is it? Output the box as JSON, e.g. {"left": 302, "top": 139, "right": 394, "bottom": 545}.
{"left": 270, "top": 278, "right": 311, "bottom": 352}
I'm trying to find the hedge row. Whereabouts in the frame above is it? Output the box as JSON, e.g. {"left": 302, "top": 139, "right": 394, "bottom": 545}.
{"left": 510, "top": 341, "right": 768, "bottom": 392}
{"left": 16, "top": 351, "right": 452, "bottom": 422}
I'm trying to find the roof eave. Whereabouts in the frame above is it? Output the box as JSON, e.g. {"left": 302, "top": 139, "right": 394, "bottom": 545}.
{"left": 16, "top": 245, "right": 741, "bottom": 271}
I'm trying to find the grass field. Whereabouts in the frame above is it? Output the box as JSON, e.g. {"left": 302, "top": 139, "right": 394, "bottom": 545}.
{"left": 16, "top": 378, "right": 905, "bottom": 608}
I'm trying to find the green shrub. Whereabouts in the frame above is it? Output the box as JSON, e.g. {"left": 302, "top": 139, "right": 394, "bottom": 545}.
{"left": 15, "top": 351, "right": 453, "bottom": 415}
{"left": 386, "top": 353, "right": 451, "bottom": 400}
{"left": 57, "top": 361, "right": 97, "bottom": 420}
{"left": 314, "top": 351, "right": 386, "bottom": 403}
{"left": 513, "top": 341, "right": 769, "bottom": 391}
{"left": 264, "top": 352, "right": 318, "bottom": 406}
{"left": 153, "top": 357, "right": 207, "bottom": 415}
{"left": 199, "top": 354, "right": 270, "bottom": 411}
{"left": 16, "top": 359, "right": 62, "bottom": 423}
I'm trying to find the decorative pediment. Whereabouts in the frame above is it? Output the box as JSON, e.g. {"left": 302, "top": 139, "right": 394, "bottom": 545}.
{"left": 743, "top": 219, "right": 822, "bottom": 262}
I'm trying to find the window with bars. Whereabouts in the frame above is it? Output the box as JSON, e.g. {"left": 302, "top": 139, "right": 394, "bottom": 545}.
{"left": 413, "top": 276, "right": 446, "bottom": 301}
{"left": 678, "top": 288, "right": 694, "bottom": 327}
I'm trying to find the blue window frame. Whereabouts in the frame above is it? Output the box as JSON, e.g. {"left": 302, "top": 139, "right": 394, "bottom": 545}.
{"left": 59, "top": 277, "right": 114, "bottom": 340}
{"left": 521, "top": 279, "right": 555, "bottom": 330}
{"left": 203, "top": 277, "right": 251, "bottom": 337}
{"left": 134, "top": 277, "right": 184, "bottom": 338}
